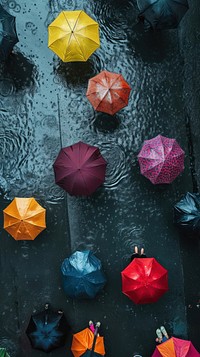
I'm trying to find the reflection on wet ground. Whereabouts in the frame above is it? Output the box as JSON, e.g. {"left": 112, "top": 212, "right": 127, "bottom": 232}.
{"left": 0, "top": 0, "right": 199, "bottom": 356}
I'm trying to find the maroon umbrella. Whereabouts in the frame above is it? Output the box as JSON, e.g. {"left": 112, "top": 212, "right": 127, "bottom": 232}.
{"left": 138, "top": 135, "right": 185, "bottom": 184}
{"left": 53, "top": 141, "right": 107, "bottom": 196}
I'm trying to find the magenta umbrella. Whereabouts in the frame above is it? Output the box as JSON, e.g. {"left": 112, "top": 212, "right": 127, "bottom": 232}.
{"left": 53, "top": 141, "right": 107, "bottom": 196}
{"left": 138, "top": 135, "right": 185, "bottom": 184}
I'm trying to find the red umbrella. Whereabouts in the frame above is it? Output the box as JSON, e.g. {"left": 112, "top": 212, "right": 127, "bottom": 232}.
{"left": 138, "top": 135, "right": 185, "bottom": 184}
{"left": 53, "top": 141, "right": 107, "bottom": 196}
{"left": 86, "top": 70, "right": 131, "bottom": 115}
{"left": 121, "top": 258, "right": 168, "bottom": 304}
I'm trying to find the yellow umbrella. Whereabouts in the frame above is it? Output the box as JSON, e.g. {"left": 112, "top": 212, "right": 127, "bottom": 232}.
{"left": 3, "top": 197, "right": 46, "bottom": 241}
{"left": 48, "top": 10, "right": 100, "bottom": 62}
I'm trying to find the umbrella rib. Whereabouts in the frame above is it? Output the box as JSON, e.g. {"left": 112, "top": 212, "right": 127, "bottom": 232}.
{"left": 48, "top": 33, "right": 71, "bottom": 47}
{"left": 62, "top": 11, "right": 80, "bottom": 32}
{"left": 140, "top": 161, "right": 163, "bottom": 174}
{"left": 4, "top": 220, "right": 21, "bottom": 228}
{"left": 74, "top": 32, "right": 99, "bottom": 45}
{"left": 109, "top": 88, "right": 129, "bottom": 105}
{"left": 75, "top": 23, "right": 99, "bottom": 33}
{"left": 65, "top": 32, "right": 87, "bottom": 61}
{"left": 61, "top": 11, "right": 84, "bottom": 60}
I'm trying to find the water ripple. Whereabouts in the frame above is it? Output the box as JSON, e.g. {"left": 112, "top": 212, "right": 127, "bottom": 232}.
{"left": 90, "top": 0, "right": 136, "bottom": 43}
{"left": 97, "top": 142, "right": 130, "bottom": 190}
{"left": 54, "top": 54, "right": 102, "bottom": 88}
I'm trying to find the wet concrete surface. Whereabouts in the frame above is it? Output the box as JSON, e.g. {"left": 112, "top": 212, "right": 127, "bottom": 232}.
{"left": 0, "top": 0, "right": 199, "bottom": 356}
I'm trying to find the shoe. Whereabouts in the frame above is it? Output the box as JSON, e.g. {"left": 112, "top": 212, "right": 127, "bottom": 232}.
{"left": 133, "top": 354, "right": 142, "bottom": 357}
{"left": 160, "top": 326, "right": 169, "bottom": 339}
{"left": 156, "top": 328, "right": 162, "bottom": 340}
{"left": 133, "top": 245, "right": 139, "bottom": 254}
{"left": 96, "top": 322, "right": 101, "bottom": 327}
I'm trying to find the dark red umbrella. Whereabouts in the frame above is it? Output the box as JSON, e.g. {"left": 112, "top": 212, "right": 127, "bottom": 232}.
{"left": 53, "top": 141, "right": 107, "bottom": 196}
{"left": 86, "top": 70, "right": 131, "bottom": 115}
{"left": 138, "top": 135, "right": 185, "bottom": 184}
{"left": 121, "top": 258, "right": 168, "bottom": 304}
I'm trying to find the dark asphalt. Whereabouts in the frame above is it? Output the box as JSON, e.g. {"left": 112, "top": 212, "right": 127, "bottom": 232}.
{"left": 0, "top": 0, "right": 199, "bottom": 356}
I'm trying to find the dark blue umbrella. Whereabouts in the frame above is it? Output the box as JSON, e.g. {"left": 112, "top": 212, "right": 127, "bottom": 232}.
{"left": 61, "top": 250, "right": 107, "bottom": 299}
{"left": 0, "top": 4, "right": 18, "bottom": 61}
{"left": 26, "top": 304, "right": 70, "bottom": 352}
{"left": 137, "top": 0, "right": 189, "bottom": 30}
{"left": 174, "top": 192, "right": 200, "bottom": 232}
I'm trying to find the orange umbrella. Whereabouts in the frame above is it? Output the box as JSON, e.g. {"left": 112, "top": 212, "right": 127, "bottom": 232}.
{"left": 86, "top": 70, "right": 131, "bottom": 115}
{"left": 3, "top": 197, "right": 46, "bottom": 240}
{"left": 71, "top": 328, "right": 105, "bottom": 357}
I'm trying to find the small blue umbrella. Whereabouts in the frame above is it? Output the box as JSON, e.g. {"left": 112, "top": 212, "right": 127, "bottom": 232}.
{"left": 61, "top": 250, "right": 106, "bottom": 299}
{"left": 26, "top": 304, "right": 70, "bottom": 352}
{"left": 174, "top": 192, "right": 200, "bottom": 232}
{"left": 0, "top": 4, "right": 18, "bottom": 61}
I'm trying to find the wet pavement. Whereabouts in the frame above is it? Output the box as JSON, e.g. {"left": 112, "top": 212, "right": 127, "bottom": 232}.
{"left": 0, "top": 0, "right": 200, "bottom": 356}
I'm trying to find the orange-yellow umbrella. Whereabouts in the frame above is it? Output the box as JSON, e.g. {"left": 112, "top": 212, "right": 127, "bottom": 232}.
{"left": 3, "top": 197, "right": 46, "bottom": 240}
{"left": 71, "top": 328, "right": 105, "bottom": 357}
{"left": 48, "top": 10, "right": 100, "bottom": 62}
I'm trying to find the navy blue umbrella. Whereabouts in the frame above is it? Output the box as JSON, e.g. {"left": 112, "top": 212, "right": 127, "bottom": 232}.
{"left": 174, "top": 192, "right": 200, "bottom": 232}
{"left": 0, "top": 4, "right": 18, "bottom": 61}
{"left": 137, "top": 0, "right": 189, "bottom": 30}
{"left": 26, "top": 304, "right": 70, "bottom": 352}
{"left": 61, "top": 250, "right": 107, "bottom": 299}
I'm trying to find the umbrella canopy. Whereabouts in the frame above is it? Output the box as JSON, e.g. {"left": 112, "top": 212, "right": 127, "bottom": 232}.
{"left": 86, "top": 70, "right": 131, "bottom": 115}
{"left": 53, "top": 141, "right": 107, "bottom": 196}
{"left": 3, "top": 197, "right": 46, "bottom": 240}
{"left": 121, "top": 258, "right": 168, "bottom": 304}
{"left": 137, "top": 0, "right": 189, "bottom": 30}
{"left": 0, "top": 348, "right": 10, "bottom": 357}
{"left": 48, "top": 10, "right": 100, "bottom": 62}
{"left": 152, "top": 337, "right": 200, "bottom": 357}
{"left": 0, "top": 4, "right": 18, "bottom": 61}
{"left": 174, "top": 192, "right": 200, "bottom": 232}
{"left": 71, "top": 328, "right": 105, "bottom": 357}
{"left": 138, "top": 134, "right": 185, "bottom": 184}
{"left": 26, "top": 304, "right": 70, "bottom": 353}
{"left": 61, "top": 250, "right": 106, "bottom": 299}
{"left": 81, "top": 351, "right": 104, "bottom": 357}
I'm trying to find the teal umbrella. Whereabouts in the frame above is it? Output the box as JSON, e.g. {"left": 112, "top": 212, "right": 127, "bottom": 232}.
{"left": 137, "top": 0, "right": 189, "bottom": 30}
{"left": 26, "top": 304, "right": 70, "bottom": 352}
{"left": 174, "top": 192, "right": 200, "bottom": 232}
{"left": 0, "top": 4, "right": 18, "bottom": 60}
{"left": 61, "top": 250, "right": 106, "bottom": 299}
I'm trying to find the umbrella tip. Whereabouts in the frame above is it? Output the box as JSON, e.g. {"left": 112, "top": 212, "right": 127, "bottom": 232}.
{"left": 44, "top": 303, "right": 49, "bottom": 310}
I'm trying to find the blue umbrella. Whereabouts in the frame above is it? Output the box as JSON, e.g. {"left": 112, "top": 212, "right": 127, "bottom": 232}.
{"left": 26, "top": 304, "right": 70, "bottom": 352}
{"left": 61, "top": 250, "right": 106, "bottom": 299}
{"left": 0, "top": 4, "right": 18, "bottom": 61}
{"left": 137, "top": 0, "right": 189, "bottom": 30}
{"left": 174, "top": 192, "right": 200, "bottom": 232}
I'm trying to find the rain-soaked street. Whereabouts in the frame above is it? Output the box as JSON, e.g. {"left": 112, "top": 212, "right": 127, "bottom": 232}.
{"left": 0, "top": 0, "right": 200, "bottom": 356}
